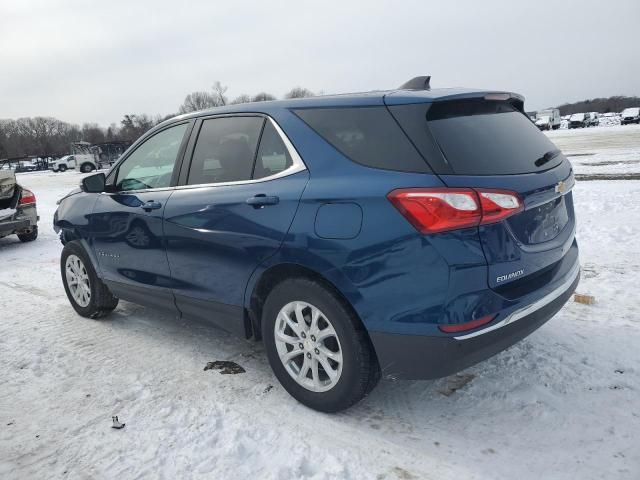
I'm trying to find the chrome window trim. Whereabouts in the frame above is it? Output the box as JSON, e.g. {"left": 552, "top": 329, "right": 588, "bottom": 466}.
{"left": 107, "top": 116, "right": 307, "bottom": 195}
{"left": 453, "top": 260, "right": 580, "bottom": 341}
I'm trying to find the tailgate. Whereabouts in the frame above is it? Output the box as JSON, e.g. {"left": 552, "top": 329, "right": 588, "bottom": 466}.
{"left": 440, "top": 163, "right": 576, "bottom": 291}
{"left": 387, "top": 95, "right": 578, "bottom": 293}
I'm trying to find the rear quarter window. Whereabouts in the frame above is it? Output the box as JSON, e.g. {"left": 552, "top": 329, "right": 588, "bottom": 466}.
{"left": 292, "top": 106, "right": 431, "bottom": 173}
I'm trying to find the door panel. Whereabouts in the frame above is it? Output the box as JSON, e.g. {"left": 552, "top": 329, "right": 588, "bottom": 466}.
{"left": 87, "top": 121, "right": 191, "bottom": 312}
{"left": 90, "top": 190, "right": 176, "bottom": 311}
{"left": 164, "top": 171, "right": 309, "bottom": 333}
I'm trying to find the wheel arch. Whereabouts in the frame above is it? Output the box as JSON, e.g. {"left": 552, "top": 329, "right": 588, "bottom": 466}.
{"left": 246, "top": 262, "right": 367, "bottom": 342}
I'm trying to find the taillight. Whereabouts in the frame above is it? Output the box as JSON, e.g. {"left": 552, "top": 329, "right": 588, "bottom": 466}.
{"left": 387, "top": 187, "right": 522, "bottom": 234}
{"left": 19, "top": 189, "right": 36, "bottom": 206}
{"left": 477, "top": 190, "right": 523, "bottom": 224}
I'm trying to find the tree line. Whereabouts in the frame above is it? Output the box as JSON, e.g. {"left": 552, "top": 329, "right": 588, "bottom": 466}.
{"left": 555, "top": 95, "right": 640, "bottom": 115}
{"left": 0, "top": 82, "right": 315, "bottom": 159}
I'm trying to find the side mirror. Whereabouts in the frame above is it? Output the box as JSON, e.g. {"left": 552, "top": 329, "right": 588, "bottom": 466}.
{"left": 81, "top": 172, "right": 106, "bottom": 193}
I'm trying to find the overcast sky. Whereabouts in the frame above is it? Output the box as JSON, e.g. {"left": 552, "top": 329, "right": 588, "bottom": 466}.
{"left": 1, "top": 0, "right": 639, "bottom": 126}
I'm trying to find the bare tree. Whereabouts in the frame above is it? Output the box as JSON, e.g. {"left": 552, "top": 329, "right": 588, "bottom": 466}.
{"left": 284, "top": 87, "right": 314, "bottom": 99}
{"left": 179, "top": 91, "right": 217, "bottom": 114}
{"left": 230, "top": 94, "right": 252, "bottom": 105}
{"left": 120, "top": 114, "right": 155, "bottom": 142}
{"left": 81, "top": 123, "right": 106, "bottom": 144}
{"left": 212, "top": 81, "right": 228, "bottom": 106}
{"left": 252, "top": 92, "right": 276, "bottom": 102}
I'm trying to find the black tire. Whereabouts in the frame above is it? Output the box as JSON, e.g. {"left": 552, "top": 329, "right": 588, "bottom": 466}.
{"left": 58, "top": 164, "right": 67, "bottom": 172}
{"left": 80, "top": 163, "right": 94, "bottom": 173}
{"left": 60, "top": 241, "right": 119, "bottom": 319}
{"left": 17, "top": 226, "right": 38, "bottom": 242}
{"left": 262, "top": 277, "right": 379, "bottom": 412}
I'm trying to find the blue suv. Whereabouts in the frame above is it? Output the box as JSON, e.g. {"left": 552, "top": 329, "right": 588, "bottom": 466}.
{"left": 54, "top": 77, "right": 579, "bottom": 412}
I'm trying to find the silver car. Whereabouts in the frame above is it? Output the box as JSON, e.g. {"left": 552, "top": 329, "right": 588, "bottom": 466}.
{"left": 0, "top": 168, "right": 38, "bottom": 242}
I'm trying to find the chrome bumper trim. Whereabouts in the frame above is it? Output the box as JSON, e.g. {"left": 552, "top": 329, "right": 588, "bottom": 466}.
{"left": 454, "top": 262, "right": 580, "bottom": 341}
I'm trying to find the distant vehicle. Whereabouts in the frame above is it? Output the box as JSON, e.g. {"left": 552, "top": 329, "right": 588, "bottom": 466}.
{"left": 535, "top": 109, "right": 561, "bottom": 130}
{"left": 569, "top": 113, "right": 588, "bottom": 129}
{"left": 0, "top": 168, "right": 38, "bottom": 243}
{"left": 587, "top": 112, "right": 599, "bottom": 127}
{"left": 51, "top": 154, "right": 97, "bottom": 173}
{"left": 621, "top": 107, "right": 640, "bottom": 125}
{"left": 526, "top": 111, "right": 537, "bottom": 122}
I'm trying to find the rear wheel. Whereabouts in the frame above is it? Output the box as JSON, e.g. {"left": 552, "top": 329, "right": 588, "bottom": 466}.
{"left": 262, "top": 278, "right": 379, "bottom": 412}
{"left": 61, "top": 241, "right": 118, "bottom": 318}
{"left": 17, "top": 226, "right": 38, "bottom": 242}
{"left": 80, "top": 163, "right": 94, "bottom": 173}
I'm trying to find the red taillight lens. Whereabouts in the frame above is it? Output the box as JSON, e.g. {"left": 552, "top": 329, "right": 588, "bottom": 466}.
{"left": 388, "top": 188, "right": 522, "bottom": 234}
{"left": 387, "top": 188, "right": 481, "bottom": 234}
{"left": 19, "top": 188, "right": 36, "bottom": 206}
{"left": 477, "top": 190, "right": 523, "bottom": 224}
{"left": 438, "top": 314, "right": 496, "bottom": 333}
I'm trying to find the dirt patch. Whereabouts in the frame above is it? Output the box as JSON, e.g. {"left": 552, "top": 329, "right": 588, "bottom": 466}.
{"left": 576, "top": 173, "right": 640, "bottom": 181}
{"left": 204, "top": 361, "right": 246, "bottom": 374}
{"left": 438, "top": 373, "right": 475, "bottom": 396}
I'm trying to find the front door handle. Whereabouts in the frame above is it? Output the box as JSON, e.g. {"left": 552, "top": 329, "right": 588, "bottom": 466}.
{"left": 140, "top": 200, "right": 162, "bottom": 212}
{"left": 246, "top": 194, "right": 279, "bottom": 208}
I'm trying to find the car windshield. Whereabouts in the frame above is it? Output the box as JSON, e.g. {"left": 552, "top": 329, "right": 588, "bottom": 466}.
{"left": 570, "top": 114, "right": 585, "bottom": 121}
{"left": 622, "top": 108, "right": 639, "bottom": 116}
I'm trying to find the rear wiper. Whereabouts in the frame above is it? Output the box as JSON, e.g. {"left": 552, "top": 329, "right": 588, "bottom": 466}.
{"left": 534, "top": 149, "right": 561, "bottom": 167}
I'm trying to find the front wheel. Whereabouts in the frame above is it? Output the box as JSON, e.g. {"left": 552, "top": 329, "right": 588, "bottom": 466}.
{"left": 262, "top": 278, "right": 379, "bottom": 412}
{"left": 58, "top": 164, "right": 67, "bottom": 172}
{"left": 61, "top": 241, "right": 119, "bottom": 318}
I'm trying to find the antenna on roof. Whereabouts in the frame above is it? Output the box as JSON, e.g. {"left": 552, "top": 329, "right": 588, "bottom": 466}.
{"left": 398, "top": 76, "right": 431, "bottom": 90}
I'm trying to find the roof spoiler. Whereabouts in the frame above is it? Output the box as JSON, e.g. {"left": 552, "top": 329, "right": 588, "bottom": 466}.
{"left": 398, "top": 76, "right": 431, "bottom": 90}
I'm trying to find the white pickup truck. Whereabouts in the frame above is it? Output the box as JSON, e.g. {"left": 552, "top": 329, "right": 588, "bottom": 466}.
{"left": 51, "top": 154, "right": 97, "bottom": 173}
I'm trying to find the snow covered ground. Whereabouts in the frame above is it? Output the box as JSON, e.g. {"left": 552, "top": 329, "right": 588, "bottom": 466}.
{"left": 1, "top": 126, "right": 639, "bottom": 479}
{"left": 547, "top": 124, "right": 640, "bottom": 178}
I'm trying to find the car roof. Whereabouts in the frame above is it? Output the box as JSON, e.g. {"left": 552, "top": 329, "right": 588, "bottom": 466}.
{"left": 165, "top": 87, "right": 523, "bottom": 125}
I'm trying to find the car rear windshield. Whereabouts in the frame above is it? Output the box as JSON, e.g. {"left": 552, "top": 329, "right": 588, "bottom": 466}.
{"left": 422, "top": 100, "right": 563, "bottom": 175}
{"left": 292, "top": 106, "right": 431, "bottom": 173}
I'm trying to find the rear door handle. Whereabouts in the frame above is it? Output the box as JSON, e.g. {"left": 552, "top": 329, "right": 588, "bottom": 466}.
{"left": 246, "top": 194, "right": 279, "bottom": 208}
{"left": 140, "top": 200, "right": 162, "bottom": 212}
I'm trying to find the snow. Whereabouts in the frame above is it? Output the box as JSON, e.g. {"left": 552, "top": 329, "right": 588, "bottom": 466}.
{"left": 1, "top": 128, "right": 640, "bottom": 479}
{"left": 546, "top": 124, "right": 640, "bottom": 177}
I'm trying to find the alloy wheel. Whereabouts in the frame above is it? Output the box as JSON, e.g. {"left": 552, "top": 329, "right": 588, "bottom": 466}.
{"left": 274, "top": 301, "right": 343, "bottom": 392}
{"left": 65, "top": 254, "right": 91, "bottom": 307}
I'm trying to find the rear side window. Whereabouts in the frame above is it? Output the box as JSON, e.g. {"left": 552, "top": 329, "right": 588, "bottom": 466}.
{"left": 253, "top": 121, "right": 292, "bottom": 179}
{"left": 391, "top": 101, "right": 564, "bottom": 175}
{"left": 188, "top": 116, "right": 264, "bottom": 185}
{"left": 293, "top": 107, "right": 431, "bottom": 173}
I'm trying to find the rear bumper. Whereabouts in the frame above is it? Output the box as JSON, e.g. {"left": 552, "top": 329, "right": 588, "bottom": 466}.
{"left": 370, "top": 263, "right": 580, "bottom": 380}
{"left": 0, "top": 218, "right": 31, "bottom": 236}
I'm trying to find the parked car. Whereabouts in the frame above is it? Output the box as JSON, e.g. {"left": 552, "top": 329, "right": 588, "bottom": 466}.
{"left": 621, "top": 107, "right": 640, "bottom": 125}
{"left": 587, "top": 112, "right": 600, "bottom": 127}
{"left": 569, "top": 113, "right": 588, "bottom": 128}
{"left": 0, "top": 168, "right": 38, "bottom": 242}
{"left": 51, "top": 154, "right": 97, "bottom": 173}
{"left": 54, "top": 77, "right": 580, "bottom": 412}
{"left": 535, "top": 108, "right": 561, "bottom": 130}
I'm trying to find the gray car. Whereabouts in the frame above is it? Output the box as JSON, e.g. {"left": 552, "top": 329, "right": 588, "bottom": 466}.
{"left": 0, "top": 168, "right": 38, "bottom": 242}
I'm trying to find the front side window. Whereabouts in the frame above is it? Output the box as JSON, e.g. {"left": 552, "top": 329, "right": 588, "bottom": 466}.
{"left": 187, "top": 116, "right": 264, "bottom": 185}
{"left": 116, "top": 123, "right": 188, "bottom": 191}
